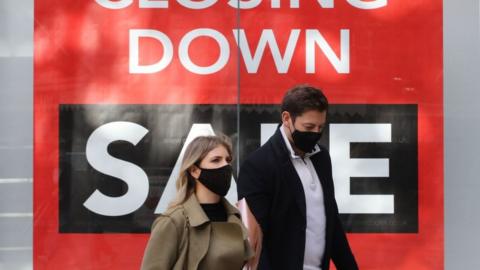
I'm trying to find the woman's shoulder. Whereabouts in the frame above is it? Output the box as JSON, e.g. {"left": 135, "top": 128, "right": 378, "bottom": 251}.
{"left": 152, "top": 205, "right": 188, "bottom": 231}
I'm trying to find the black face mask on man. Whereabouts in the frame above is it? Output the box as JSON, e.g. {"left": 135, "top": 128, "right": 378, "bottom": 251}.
{"left": 195, "top": 164, "right": 232, "bottom": 196}
{"left": 290, "top": 120, "right": 323, "bottom": 153}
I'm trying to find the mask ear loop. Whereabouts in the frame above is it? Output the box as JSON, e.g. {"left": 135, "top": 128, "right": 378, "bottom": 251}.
{"left": 186, "top": 171, "right": 197, "bottom": 189}
{"left": 187, "top": 163, "right": 199, "bottom": 187}
{"left": 288, "top": 115, "right": 297, "bottom": 137}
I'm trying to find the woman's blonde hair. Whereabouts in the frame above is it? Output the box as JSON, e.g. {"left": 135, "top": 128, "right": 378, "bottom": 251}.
{"left": 168, "top": 135, "right": 232, "bottom": 208}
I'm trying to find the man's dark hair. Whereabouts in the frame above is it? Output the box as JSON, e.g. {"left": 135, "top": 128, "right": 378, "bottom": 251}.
{"left": 281, "top": 84, "right": 329, "bottom": 119}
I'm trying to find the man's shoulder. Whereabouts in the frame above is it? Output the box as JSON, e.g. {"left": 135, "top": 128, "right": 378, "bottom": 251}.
{"left": 243, "top": 140, "right": 276, "bottom": 164}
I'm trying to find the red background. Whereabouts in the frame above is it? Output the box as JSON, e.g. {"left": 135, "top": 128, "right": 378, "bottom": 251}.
{"left": 34, "top": 1, "right": 443, "bottom": 269}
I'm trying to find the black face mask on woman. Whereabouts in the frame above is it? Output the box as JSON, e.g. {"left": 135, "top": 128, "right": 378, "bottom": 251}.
{"left": 196, "top": 164, "right": 232, "bottom": 196}
{"left": 290, "top": 121, "right": 323, "bottom": 153}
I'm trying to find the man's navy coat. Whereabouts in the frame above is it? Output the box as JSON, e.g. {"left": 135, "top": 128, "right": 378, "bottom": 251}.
{"left": 238, "top": 128, "right": 358, "bottom": 270}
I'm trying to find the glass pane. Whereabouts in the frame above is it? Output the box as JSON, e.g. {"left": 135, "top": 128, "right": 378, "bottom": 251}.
{"left": 237, "top": 1, "right": 442, "bottom": 269}
{"left": 34, "top": 1, "right": 239, "bottom": 269}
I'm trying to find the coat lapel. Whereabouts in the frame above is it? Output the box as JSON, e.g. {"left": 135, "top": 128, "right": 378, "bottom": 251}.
{"left": 223, "top": 199, "right": 250, "bottom": 240}
{"left": 182, "top": 195, "right": 211, "bottom": 270}
{"left": 310, "top": 153, "right": 333, "bottom": 217}
{"left": 310, "top": 151, "right": 336, "bottom": 258}
{"left": 270, "top": 127, "right": 307, "bottom": 219}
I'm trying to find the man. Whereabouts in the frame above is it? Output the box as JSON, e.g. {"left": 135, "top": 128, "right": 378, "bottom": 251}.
{"left": 238, "top": 85, "right": 358, "bottom": 270}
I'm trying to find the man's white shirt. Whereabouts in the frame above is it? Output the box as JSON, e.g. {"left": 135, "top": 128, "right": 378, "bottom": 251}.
{"left": 280, "top": 125, "right": 326, "bottom": 270}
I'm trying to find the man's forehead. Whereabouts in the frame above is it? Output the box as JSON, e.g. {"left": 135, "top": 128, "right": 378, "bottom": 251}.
{"left": 296, "top": 110, "right": 326, "bottom": 120}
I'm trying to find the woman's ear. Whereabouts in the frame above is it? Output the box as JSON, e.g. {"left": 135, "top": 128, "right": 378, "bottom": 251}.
{"left": 189, "top": 165, "right": 201, "bottom": 180}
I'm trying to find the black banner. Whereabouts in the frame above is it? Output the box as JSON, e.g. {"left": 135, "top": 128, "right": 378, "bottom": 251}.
{"left": 59, "top": 104, "right": 417, "bottom": 233}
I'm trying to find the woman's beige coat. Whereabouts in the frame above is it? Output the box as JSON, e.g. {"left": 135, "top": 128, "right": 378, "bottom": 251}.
{"left": 141, "top": 194, "right": 254, "bottom": 270}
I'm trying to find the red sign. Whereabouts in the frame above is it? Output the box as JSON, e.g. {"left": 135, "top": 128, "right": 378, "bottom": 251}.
{"left": 35, "top": 1, "right": 443, "bottom": 269}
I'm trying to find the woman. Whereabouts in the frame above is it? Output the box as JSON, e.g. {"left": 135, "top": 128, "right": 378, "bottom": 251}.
{"left": 141, "top": 135, "right": 254, "bottom": 270}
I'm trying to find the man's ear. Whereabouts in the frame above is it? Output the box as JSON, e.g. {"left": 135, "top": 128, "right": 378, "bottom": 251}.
{"left": 281, "top": 111, "right": 291, "bottom": 126}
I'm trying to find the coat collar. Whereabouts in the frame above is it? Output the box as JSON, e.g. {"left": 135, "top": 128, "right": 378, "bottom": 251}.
{"left": 183, "top": 193, "right": 241, "bottom": 227}
{"left": 182, "top": 193, "right": 251, "bottom": 269}
{"left": 270, "top": 124, "right": 295, "bottom": 163}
